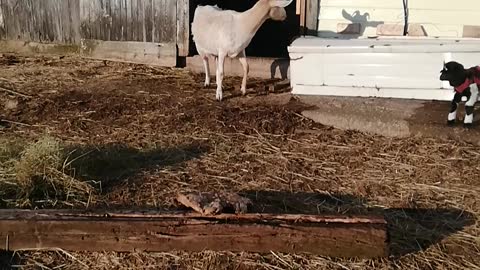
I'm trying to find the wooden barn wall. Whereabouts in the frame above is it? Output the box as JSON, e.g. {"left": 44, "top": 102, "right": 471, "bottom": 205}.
{"left": 0, "top": 2, "right": 4, "bottom": 38}
{"left": 79, "top": 0, "right": 176, "bottom": 43}
{"left": 0, "top": 0, "right": 81, "bottom": 44}
{"left": 0, "top": 0, "right": 188, "bottom": 66}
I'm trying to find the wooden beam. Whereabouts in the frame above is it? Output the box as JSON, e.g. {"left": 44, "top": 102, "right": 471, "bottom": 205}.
{"left": 296, "top": 0, "right": 302, "bottom": 15}
{"left": 176, "top": 0, "right": 189, "bottom": 57}
{"left": 305, "top": 0, "right": 320, "bottom": 36}
{"left": 80, "top": 39, "right": 177, "bottom": 67}
{"left": 299, "top": 0, "right": 306, "bottom": 35}
{"left": 0, "top": 209, "right": 388, "bottom": 258}
{"left": 463, "top": 25, "right": 480, "bottom": 38}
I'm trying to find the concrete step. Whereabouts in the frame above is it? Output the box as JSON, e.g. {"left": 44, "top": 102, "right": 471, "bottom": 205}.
{"left": 297, "top": 95, "right": 480, "bottom": 145}
{"left": 186, "top": 55, "right": 290, "bottom": 80}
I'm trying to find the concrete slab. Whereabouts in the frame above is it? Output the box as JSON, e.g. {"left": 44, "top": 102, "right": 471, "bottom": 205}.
{"left": 297, "top": 95, "right": 480, "bottom": 145}
{"left": 186, "top": 55, "right": 290, "bottom": 80}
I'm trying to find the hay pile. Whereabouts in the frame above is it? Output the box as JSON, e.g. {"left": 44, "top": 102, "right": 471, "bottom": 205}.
{"left": 0, "top": 135, "right": 95, "bottom": 207}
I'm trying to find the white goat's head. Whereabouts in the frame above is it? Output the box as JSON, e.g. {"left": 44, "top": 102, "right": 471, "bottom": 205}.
{"left": 266, "top": 0, "right": 293, "bottom": 21}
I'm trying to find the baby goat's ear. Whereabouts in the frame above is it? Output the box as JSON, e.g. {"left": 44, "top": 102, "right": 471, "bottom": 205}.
{"left": 269, "top": 0, "right": 294, "bottom": 8}
{"left": 440, "top": 61, "right": 447, "bottom": 73}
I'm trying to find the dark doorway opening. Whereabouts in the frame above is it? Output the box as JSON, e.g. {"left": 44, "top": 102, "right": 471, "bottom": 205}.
{"left": 188, "top": 0, "right": 300, "bottom": 58}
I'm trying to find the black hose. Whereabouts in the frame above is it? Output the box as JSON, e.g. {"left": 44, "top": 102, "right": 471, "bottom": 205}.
{"left": 403, "top": 0, "right": 409, "bottom": 35}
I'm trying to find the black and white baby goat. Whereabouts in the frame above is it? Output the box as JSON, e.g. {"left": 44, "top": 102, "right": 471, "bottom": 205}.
{"left": 439, "top": 61, "right": 480, "bottom": 127}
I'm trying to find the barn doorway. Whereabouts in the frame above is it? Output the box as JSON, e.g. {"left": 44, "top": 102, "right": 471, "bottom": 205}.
{"left": 188, "top": 0, "right": 300, "bottom": 58}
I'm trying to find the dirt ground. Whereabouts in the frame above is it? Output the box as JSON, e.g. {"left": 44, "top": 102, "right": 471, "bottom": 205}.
{"left": 0, "top": 53, "right": 479, "bottom": 269}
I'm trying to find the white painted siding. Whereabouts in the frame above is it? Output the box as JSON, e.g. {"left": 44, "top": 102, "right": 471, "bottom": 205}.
{"left": 317, "top": 0, "right": 480, "bottom": 38}
{"left": 408, "top": 0, "right": 480, "bottom": 37}
{"left": 317, "top": 0, "right": 405, "bottom": 37}
{"left": 288, "top": 36, "right": 480, "bottom": 101}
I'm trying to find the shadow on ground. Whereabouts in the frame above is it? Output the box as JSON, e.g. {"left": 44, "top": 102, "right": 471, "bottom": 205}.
{"left": 239, "top": 191, "right": 476, "bottom": 257}
{"left": 406, "top": 100, "right": 480, "bottom": 144}
{"left": 410, "top": 100, "right": 480, "bottom": 127}
{"left": 0, "top": 251, "right": 19, "bottom": 269}
{"left": 66, "top": 143, "right": 209, "bottom": 193}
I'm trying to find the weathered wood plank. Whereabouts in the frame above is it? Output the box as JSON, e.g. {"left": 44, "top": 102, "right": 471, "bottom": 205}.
{"left": 111, "top": 0, "right": 117, "bottom": 41}
{"left": 463, "top": 25, "right": 480, "bottom": 38}
{"left": 79, "top": 0, "right": 90, "bottom": 39}
{"left": 145, "top": 0, "right": 153, "bottom": 42}
{"left": 0, "top": 40, "right": 80, "bottom": 55}
{"left": 30, "top": 0, "right": 39, "bottom": 41}
{"left": 130, "top": 0, "right": 137, "bottom": 41}
{"left": 69, "top": 0, "right": 82, "bottom": 43}
{"left": 140, "top": 0, "right": 146, "bottom": 42}
{"left": 105, "top": 0, "right": 113, "bottom": 41}
{"left": 377, "top": 23, "right": 404, "bottom": 36}
{"left": 95, "top": 0, "right": 103, "bottom": 40}
{"left": 45, "top": 1, "right": 54, "bottom": 41}
{"left": 1, "top": 0, "right": 67, "bottom": 42}
{"left": 1, "top": 0, "right": 22, "bottom": 41}
{"left": 117, "top": 0, "right": 125, "bottom": 41}
{"left": 153, "top": 0, "right": 160, "bottom": 43}
{"left": 152, "top": 0, "right": 162, "bottom": 42}
{"left": 78, "top": 0, "right": 175, "bottom": 42}
{"left": 165, "top": 0, "right": 176, "bottom": 43}
{"left": 80, "top": 39, "right": 176, "bottom": 66}
{"left": 0, "top": 209, "right": 388, "bottom": 258}
{"left": 305, "top": 0, "right": 319, "bottom": 35}
{"left": 299, "top": 0, "right": 306, "bottom": 34}
{"left": 176, "top": 0, "right": 189, "bottom": 56}
{"left": 157, "top": 0, "right": 165, "bottom": 42}
{"left": 1, "top": 0, "right": 178, "bottom": 65}
{"left": 0, "top": 1, "right": 5, "bottom": 39}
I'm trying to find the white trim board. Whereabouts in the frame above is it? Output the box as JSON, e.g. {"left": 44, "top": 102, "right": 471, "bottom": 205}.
{"left": 291, "top": 85, "right": 464, "bottom": 102}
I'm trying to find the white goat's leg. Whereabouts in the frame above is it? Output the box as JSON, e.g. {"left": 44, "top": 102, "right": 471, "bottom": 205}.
{"left": 447, "top": 102, "right": 458, "bottom": 125}
{"left": 238, "top": 50, "right": 249, "bottom": 95}
{"left": 448, "top": 93, "right": 462, "bottom": 126}
{"left": 215, "top": 53, "right": 226, "bottom": 101}
{"left": 464, "top": 84, "right": 478, "bottom": 127}
{"left": 202, "top": 55, "right": 210, "bottom": 87}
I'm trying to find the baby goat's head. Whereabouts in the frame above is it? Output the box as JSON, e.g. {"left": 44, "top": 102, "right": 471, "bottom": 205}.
{"left": 266, "top": 0, "right": 293, "bottom": 21}
{"left": 440, "top": 61, "right": 467, "bottom": 87}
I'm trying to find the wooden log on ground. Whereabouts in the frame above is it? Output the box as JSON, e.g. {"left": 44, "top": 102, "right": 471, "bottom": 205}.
{"left": 0, "top": 209, "right": 389, "bottom": 258}
{"left": 176, "top": 191, "right": 252, "bottom": 215}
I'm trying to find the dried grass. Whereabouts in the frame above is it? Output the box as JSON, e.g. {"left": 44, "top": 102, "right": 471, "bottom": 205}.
{"left": 0, "top": 135, "right": 95, "bottom": 207}
{"left": 0, "top": 54, "right": 479, "bottom": 270}
{"left": 15, "top": 135, "right": 64, "bottom": 189}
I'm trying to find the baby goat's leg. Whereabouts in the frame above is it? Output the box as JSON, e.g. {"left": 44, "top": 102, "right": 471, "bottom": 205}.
{"left": 448, "top": 93, "right": 462, "bottom": 125}
{"left": 464, "top": 84, "right": 478, "bottom": 127}
{"left": 201, "top": 55, "right": 210, "bottom": 87}
{"left": 238, "top": 50, "right": 249, "bottom": 95}
{"left": 216, "top": 52, "right": 226, "bottom": 101}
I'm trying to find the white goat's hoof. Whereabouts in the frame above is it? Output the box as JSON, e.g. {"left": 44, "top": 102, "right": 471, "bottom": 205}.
{"left": 216, "top": 91, "right": 223, "bottom": 101}
{"left": 241, "top": 87, "right": 247, "bottom": 96}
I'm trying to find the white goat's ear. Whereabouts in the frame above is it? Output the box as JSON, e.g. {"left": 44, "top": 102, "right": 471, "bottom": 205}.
{"left": 270, "top": 0, "right": 294, "bottom": 8}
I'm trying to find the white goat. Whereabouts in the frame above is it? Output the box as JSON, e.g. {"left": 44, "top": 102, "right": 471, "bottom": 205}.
{"left": 191, "top": 0, "right": 293, "bottom": 101}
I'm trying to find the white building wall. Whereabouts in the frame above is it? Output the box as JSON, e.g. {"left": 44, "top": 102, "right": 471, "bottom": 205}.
{"left": 316, "top": 0, "right": 480, "bottom": 38}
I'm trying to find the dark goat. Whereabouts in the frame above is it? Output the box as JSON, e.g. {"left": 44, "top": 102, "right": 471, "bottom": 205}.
{"left": 439, "top": 61, "right": 480, "bottom": 127}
